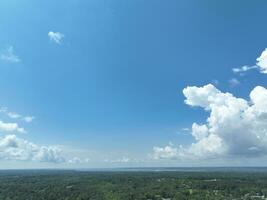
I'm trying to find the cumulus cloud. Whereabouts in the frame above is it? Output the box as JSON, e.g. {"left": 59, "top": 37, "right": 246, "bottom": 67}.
{"left": 191, "top": 123, "right": 208, "bottom": 140}
{"left": 256, "top": 48, "right": 267, "bottom": 73}
{"left": 0, "top": 46, "right": 20, "bottom": 63}
{"left": 0, "top": 135, "right": 65, "bottom": 162}
{"left": 0, "top": 135, "right": 88, "bottom": 164}
{"left": 0, "top": 121, "right": 25, "bottom": 133}
{"left": 153, "top": 145, "right": 180, "bottom": 160}
{"left": 153, "top": 84, "right": 267, "bottom": 160}
{"left": 0, "top": 108, "right": 85, "bottom": 164}
{"left": 48, "top": 31, "right": 64, "bottom": 44}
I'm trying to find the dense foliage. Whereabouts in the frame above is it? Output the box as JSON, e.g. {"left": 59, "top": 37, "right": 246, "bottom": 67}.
{"left": 0, "top": 169, "right": 267, "bottom": 199}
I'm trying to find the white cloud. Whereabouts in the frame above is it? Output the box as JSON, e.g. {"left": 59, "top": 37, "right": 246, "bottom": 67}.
{"left": 232, "top": 49, "right": 267, "bottom": 75}
{"left": 228, "top": 78, "right": 240, "bottom": 87}
{"left": 48, "top": 31, "right": 64, "bottom": 44}
{"left": 118, "top": 157, "right": 130, "bottom": 163}
{"left": 181, "top": 128, "right": 190, "bottom": 132}
{"left": 256, "top": 48, "right": 267, "bottom": 74}
{"left": 68, "top": 157, "right": 90, "bottom": 164}
{"left": 212, "top": 79, "right": 219, "bottom": 85}
{"left": 0, "top": 135, "right": 89, "bottom": 164}
{"left": 0, "top": 121, "right": 25, "bottom": 133}
{"left": 0, "top": 108, "right": 34, "bottom": 123}
{"left": 104, "top": 157, "right": 131, "bottom": 163}
{"left": 191, "top": 123, "right": 208, "bottom": 140}
{"left": 0, "top": 109, "right": 86, "bottom": 164}
{"left": 23, "top": 116, "right": 35, "bottom": 123}
{"left": 0, "top": 135, "right": 65, "bottom": 163}
{"left": 0, "top": 46, "right": 20, "bottom": 63}
{"left": 8, "top": 112, "right": 21, "bottom": 119}
{"left": 0, "top": 107, "right": 7, "bottom": 113}
{"left": 153, "top": 84, "right": 267, "bottom": 160}
{"left": 232, "top": 65, "right": 257, "bottom": 74}
{"left": 68, "top": 157, "right": 82, "bottom": 164}
{"left": 153, "top": 145, "right": 180, "bottom": 160}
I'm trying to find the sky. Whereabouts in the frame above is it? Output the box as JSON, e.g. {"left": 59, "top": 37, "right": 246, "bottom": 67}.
{"left": 1, "top": 0, "right": 267, "bottom": 168}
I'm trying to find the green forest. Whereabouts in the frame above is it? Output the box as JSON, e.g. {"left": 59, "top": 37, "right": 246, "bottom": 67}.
{"left": 0, "top": 169, "right": 267, "bottom": 200}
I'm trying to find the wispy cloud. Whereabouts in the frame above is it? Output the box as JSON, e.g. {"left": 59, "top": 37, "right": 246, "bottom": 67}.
{"left": 181, "top": 128, "right": 190, "bottom": 132}
{"left": 7, "top": 112, "right": 21, "bottom": 119}
{"left": 0, "top": 46, "right": 20, "bottom": 63}
{"left": 0, "top": 107, "right": 7, "bottom": 113}
{"left": 212, "top": 79, "right": 219, "bottom": 85}
{"left": 228, "top": 78, "right": 240, "bottom": 87}
{"left": 0, "top": 107, "right": 34, "bottom": 123}
{"left": 104, "top": 157, "right": 131, "bottom": 163}
{"left": 48, "top": 31, "right": 64, "bottom": 44}
{"left": 232, "top": 65, "right": 257, "bottom": 74}
{"left": 23, "top": 116, "right": 35, "bottom": 123}
{"left": 68, "top": 157, "right": 90, "bottom": 164}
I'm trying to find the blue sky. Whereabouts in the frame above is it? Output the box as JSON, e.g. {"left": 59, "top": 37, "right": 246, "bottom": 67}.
{"left": 1, "top": 0, "right": 267, "bottom": 168}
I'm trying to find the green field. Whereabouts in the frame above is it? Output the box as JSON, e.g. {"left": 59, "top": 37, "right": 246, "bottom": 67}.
{"left": 1, "top": 169, "right": 267, "bottom": 200}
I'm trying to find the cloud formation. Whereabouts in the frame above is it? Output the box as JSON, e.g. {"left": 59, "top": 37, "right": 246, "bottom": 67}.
{"left": 9, "top": 112, "right": 35, "bottom": 123}
{"left": 0, "top": 135, "right": 65, "bottom": 162}
{"left": 0, "top": 108, "right": 35, "bottom": 123}
{"left": 228, "top": 78, "right": 240, "bottom": 87}
{"left": 232, "top": 48, "right": 267, "bottom": 75}
{"left": 7, "top": 112, "right": 21, "bottom": 119}
{"left": 232, "top": 65, "right": 257, "bottom": 74}
{"left": 0, "top": 46, "right": 20, "bottom": 63}
{"left": 23, "top": 116, "right": 35, "bottom": 123}
{"left": 0, "top": 109, "right": 86, "bottom": 164}
{"left": 256, "top": 48, "right": 267, "bottom": 73}
{"left": 153, "top": 84, "right": 267, "bottom": 160}
{"left": 153, "top": 145, "right": 180, "bottom": 160}
{"left": 0, "top": 121, "right": 25, "bottom": 133}
{"left": 68, "top": 157, "right": 90, "bottom": 164}
{"left": 48, "top": 31, "right": 64, "bottom": 44}
{"left": 104, "top": 157, "right": 131, "bottom": 163}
